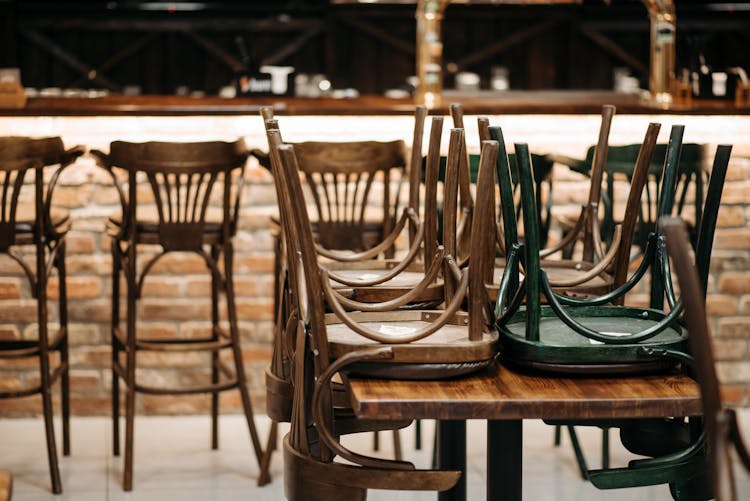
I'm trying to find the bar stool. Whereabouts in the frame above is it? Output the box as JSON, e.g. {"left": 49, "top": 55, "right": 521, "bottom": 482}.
{"left": 0, "top": 136, "right": 83, "bottom": 494}
{"left": 91, "top": 140, "right": 264, "bottom": 491}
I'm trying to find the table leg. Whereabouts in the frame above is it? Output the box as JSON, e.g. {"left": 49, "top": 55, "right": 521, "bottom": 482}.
{"left": 487, "top": 419, "right": 522, "bottom": 501}
{"left": 437, "top": 420, "right": 466, "bottom": 501}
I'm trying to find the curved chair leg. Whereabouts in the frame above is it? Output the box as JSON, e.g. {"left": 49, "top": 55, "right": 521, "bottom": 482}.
{"left": 56, "top": 241, "right": 71, "bottom": 456}
{"left": 210, "top": 245, "right": 221, "bottom": 450}
{"left": 257, "top": 420, "right": 277, "bottom": 486}
{"left": 223, "top": 244, "right": 264, "bottom": 468}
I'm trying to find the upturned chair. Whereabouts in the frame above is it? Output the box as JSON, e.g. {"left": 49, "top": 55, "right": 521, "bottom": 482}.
{"left": 259, "top": 108, "right": 448, "bottom": 482}
{"left": 0, "top": 137, "right": 83, "bottom": 494}
{"left": 92, "top": 140, "right": 264, "bottom": 491}
{"left": 272, "top": 132, "right": 500, "bottom": 500}
{"left": 488, "top": 126, "right": 731, "bottom": 497}
{"left": 664, "top": 218, "right": 748, "bottom": 501}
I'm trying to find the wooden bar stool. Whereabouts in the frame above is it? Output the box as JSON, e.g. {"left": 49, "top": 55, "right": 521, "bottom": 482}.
{"left": 92, "top": 140, "right": 264, "bottom": 491}
{"left": 0, "top": 137, "right": 83, "bottom": 494}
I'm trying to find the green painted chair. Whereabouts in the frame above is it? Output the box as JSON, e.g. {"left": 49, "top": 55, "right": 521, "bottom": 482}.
{"left": 482, "top": 121, "right": 731, "bottom": 498}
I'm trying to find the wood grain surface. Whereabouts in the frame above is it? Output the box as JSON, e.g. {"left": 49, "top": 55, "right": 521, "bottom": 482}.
{"left": 347, "top": 361, "right": 701, "bottom": 421}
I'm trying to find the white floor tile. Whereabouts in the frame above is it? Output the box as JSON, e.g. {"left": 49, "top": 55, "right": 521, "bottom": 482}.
{"left": 3, "top": 412, "right": 750, "bottom": 500}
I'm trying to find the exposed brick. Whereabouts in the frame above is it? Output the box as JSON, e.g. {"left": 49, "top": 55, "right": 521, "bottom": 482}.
{"left": 717, "top": 361, "right": 750, "bottom": 384}
{"left": 717, "top": 317, "right": 750, "bottom": 338}
{"left": 66, "top": 254, "right": 112, "bottom": 275}
{"left": 68, "top": 299, "right": 111, "bottom": 323}
{"left": 713, "top": 338, "right": 749, "bottom": 360}
{"left": 720, "top": 385, "right": 747, "bottom": 405}
{"left": 717, "top": 205, "right": 746, "bottom": 228}
{"left": 65, "top": 233, "right": 96, "bottom": 254}
{"left": 0, "top": 300, "right": 37, "bottom": 322}
{"left": 718, "top": 272, "right": 750, "bottom": 294}
{"left": 140, "top": 299, "right": 211, "bottom": 321}
{"left": 235, "top": 298, "right": 273, "bottom": 321}
{"left": 714, "top": 228, "right": 750, "bottom": 250}
{"left": 706, "top": 295, "right": 738, "bottom": 316}
{"left": 0, "top": 278, "right": 21, "bottom": 299}
{"left": 53, "top": 185, "right": 92, "bottom": 208}
{"left": 47, "top": 276, "right": 103, "bottom": 299}
{"left": 235, "top": 254, "right": 275, "bottom": 273}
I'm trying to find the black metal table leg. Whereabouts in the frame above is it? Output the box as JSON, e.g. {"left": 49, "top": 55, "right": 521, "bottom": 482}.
{"left": 437, "top": 420, "right": 466, "bottom": 501}
{"left": 487, "top": 419, "right": 522, "bottom": 501}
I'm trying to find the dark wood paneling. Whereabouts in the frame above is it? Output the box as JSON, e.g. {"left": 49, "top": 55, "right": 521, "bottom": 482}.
{"left": 6, "top": 2, "right": 750, "bottom": 95}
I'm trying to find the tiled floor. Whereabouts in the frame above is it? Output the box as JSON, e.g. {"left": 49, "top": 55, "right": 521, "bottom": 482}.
{"left": 3, "top": 414, "right": 749, "bottom": 500}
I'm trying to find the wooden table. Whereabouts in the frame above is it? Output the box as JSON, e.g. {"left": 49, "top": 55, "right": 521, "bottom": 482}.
{"left": 346, "top": 362, "right": 702, "bottom": 501}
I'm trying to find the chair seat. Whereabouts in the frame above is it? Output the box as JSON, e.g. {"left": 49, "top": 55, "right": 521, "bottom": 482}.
{"left": 325, "top": 310, "right": 498, "bottom": 380}
{"left": 499, "top": 305, "right": 687, "bottom": 374}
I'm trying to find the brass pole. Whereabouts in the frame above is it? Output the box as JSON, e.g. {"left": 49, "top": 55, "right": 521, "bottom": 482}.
{"left": 416, "top": 0, "right": 450, "bottom": 108}
{"left": 643, "top": 0, "right": 676, "bottom": 106}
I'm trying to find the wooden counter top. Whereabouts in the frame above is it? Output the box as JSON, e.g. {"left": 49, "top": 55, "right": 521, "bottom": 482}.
{"left": 2, "top": 91, "right": 748, "bottom": 116}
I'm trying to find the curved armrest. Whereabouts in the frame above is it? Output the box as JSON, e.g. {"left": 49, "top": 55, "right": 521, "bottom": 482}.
{"left": 249, "top": 148, "right": 272, "bottom": 171}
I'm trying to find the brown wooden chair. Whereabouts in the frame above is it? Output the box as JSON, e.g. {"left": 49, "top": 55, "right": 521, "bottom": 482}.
{"left": 91, "top": 140, "right": 264, "bottom": 491}
{"left": 664, "top": 218, "right": 745, "bottom": 501}
{"left": 271, "top": 133, "right": 500, "bottom": 500}
{"left": 0, "top": 137, "right": 83, "bottom": 494}
{"left": 261, "top": 110, "right": 465, "bottom": 479}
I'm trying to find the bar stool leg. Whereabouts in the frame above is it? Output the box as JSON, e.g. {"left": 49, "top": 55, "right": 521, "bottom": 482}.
{"left": 111, "top": 243, "right": 121, "bottom": 457}
{"left": 210, "top": 245, "right": 220, "bottom": 450}
{"left": 223, "top": 244, "right": 264, "bottom": 467}
{"left": 37, "top": 248, "right": 62, "bottom": 494}
{"left": 123, "top": 246, "right": 137, "bottom": 492}
{"left": 57, "top": 242, "right": 71, "bottom": 456}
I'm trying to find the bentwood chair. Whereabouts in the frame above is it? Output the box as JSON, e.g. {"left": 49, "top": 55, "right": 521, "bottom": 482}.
{"left": 272, "top": 133, "right": 499, "bottom": 500}
{"left": 0, "top": 137, "right": 83, "bottom": 494}
{"left": 490, "top": 126, "right": 731, "bottom": 497}
{"left": 91, "top": 140, "right": 264, "bottom": 491}
{"left": 665, "top": 218, "right": 749, "bottom": 501}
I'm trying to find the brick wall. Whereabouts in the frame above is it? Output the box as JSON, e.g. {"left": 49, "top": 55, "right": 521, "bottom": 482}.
{"left": 0, "top": 112, "right": 748, "bottom": 418}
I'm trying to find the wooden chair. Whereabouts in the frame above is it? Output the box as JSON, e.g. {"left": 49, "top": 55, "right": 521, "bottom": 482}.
{"left": 0, "top": 137, "right": 83, "bottom": 494}
{"left": 272, "top": 133, "right": 500, "bottom": 500}
{"left": 664, "top": 217, "right": 748, "bottom": 501}
{"left": 91, "top": 140, "right": 264, "bottom": 491}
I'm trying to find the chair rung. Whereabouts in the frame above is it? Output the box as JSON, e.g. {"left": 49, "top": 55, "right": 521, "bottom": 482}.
{"left": 0, "top": 328, "right": 66, "bottom": 358}
{"left": 0, "top": 361, "right": 66, "bottom": 398}
{"left": 113, "top": 360, "right": 239, "bottom": 395}
{"left": 113, "top": 327, "right": 233, "bottom": 352}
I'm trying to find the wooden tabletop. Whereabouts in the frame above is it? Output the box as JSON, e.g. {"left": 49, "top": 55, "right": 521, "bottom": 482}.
{"left": 347, "top": 361, "right": 702, "bottom": 421}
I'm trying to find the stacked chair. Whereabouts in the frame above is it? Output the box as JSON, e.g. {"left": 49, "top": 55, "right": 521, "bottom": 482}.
{"left": 0, "top": 137, "right": 84, "bottom": 494}
{"left": 476, "top": 116, "right": 731, "bottom": 498}
{"left": 266, "top": 114, "right": 503, "bottom": 498}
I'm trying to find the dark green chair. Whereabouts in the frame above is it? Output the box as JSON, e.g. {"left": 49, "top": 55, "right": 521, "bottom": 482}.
{"left": 482, "top": 121, "right": 731, "bottom": 498}
{"left": 552, "top": 140, "right": 707, "bottom": 254}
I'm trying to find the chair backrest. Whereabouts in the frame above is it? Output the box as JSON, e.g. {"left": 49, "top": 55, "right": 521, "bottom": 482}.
{"left": 105, "top": 140, "right": 248, "bottom": 251}
{"left": 0, "top": 136, "right": 70, "bottom": 250}
{"left": 291, "top": 139, "right": 407, "bottom": 251}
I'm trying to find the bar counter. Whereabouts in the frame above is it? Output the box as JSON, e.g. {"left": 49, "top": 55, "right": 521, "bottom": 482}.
{"left": 3, "top": 91, "right": 749, "bottom": 116}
